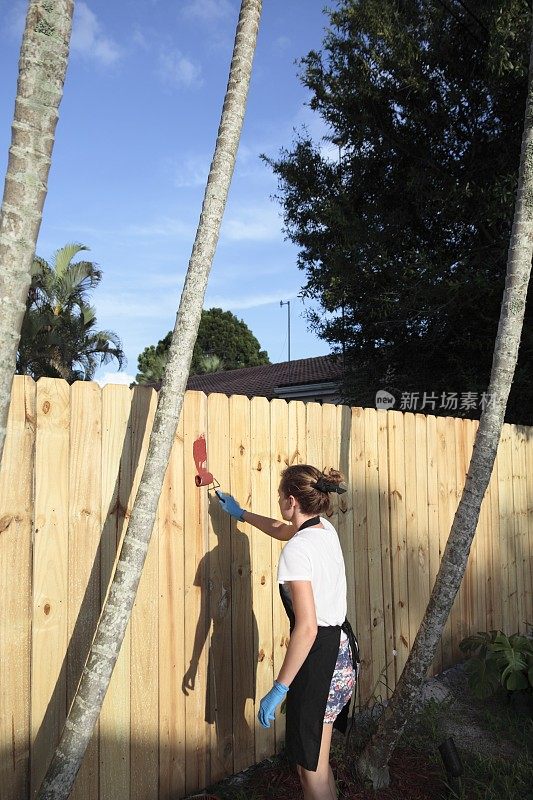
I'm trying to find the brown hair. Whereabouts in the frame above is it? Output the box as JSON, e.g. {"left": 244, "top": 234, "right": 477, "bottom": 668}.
{"left": 279, "top": 465, "right": 345, "bottom": 515}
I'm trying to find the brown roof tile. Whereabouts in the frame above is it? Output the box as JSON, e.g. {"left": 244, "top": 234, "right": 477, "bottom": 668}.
{"left": 186, "top": 355, "right": 343, "bottom": 399}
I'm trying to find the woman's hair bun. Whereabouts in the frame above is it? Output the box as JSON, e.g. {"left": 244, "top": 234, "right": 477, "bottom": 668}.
{"left": 313, "top": 469, "right": 347, "bottom": 494}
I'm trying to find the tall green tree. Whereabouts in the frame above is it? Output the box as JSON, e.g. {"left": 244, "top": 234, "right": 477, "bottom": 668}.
{"left": 265, "top": 0, "right": 533, "bottom": 425}
{"left": 358, "top": 3, "right": 533, "bottom": 785}
{"left": 0, "top": 0, "right": 74, "bottom": 466}
{"left": 17, "top": 243, "right": 124, "bottom": 381}
{"left": 136, "top": 306, "right": 269, "bottom": 383}
{"left": 37, "top": 2, "right": 263, "bottom": 797}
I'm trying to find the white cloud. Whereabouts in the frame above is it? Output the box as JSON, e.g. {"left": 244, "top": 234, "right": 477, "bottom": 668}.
{"left": 158, "top": 48, "right": 202, "bottom": 88}
{"left": 181, "top": 0, "right": 234, "bottom": 22}
{"left": 72, "top": 3, "right": 121, "bottom": 66}
{"left": 275, "top": 35, "right": 291, "bottom": 50}
{"left": 131, "top": 26, "right": 149, "bottom": 51}
{"left": 97, "top": 371, "right": 136, "bottom": 387}
{"left": 173, "top": 154, "right": 210, "bottom": 188}
{"left": 205, "top": 291, "right": 299, "bottom": 311}
{"left": 125, "top": 217, "right": 193, "bottom": 239}
{"left": 5, "top": 1, "right": 25, "bottom": 39}
{"left": 98, "top": 295, "right": 178, "bottom": 319}
{"left": 221, "top": 205, "right": 282, "bottom": 242}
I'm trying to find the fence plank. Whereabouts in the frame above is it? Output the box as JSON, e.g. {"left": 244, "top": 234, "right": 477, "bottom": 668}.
{"left": 436, "top": 416, "right": 454, "bottom": 670}
{"left": 525, "top": 429, "right": 533, "bottom": 633}
{"left": 183, "top": 391, "right": 210, "bottom": 794}
{"left": 414, "top": 414, "right": 430, "bottom": 656}
{"left": 452, "top": 418, "right": 468, "bottom": 661}
{"left": 251, "top": 396, "right": 274, "bottom": 764}
{"left": 0, "top": 376, "right": 35, "bottom": 800}
{"left": 387, "top": 410, "right": 408, "bottom": 686}
{"left": 376, "top": 409, "right": 395, "bottom": 697}
{"left": 322, "top": 403, "right": 339, "bottom": 531}
{"left": 203, "top": 393, "right": 232, "bottom": 783}
{"left": 470, "top": 420, "right": 487, "bottom": 638}
{"left": 288, "top": 400, "right": 306, "bottom": 468}
{"left": 337, "top": 406, "right": 357, "bottom": 679}
{"left": 129, "top": 387, "right": 159, "bottom": 800}
{"left": 99, "top": 385, "right": 132, "bottom": 800}
{"left": 498, "top": 424, "right": 516, "bottom": 635}
{"left": 476, "top": 420, "right": 492, "bottom": 633}
{"left": 512, "top": 425, "right": 529, "bottom": 634}
{"left": 352, "top": 407, "right": 372, "bottom": 703}
{"left": 426, "top": 415, "right": 441, "bottom": 676}
{"left": 490, "top": 435, "right": 503, "bottom": 632}
{"left": 31, "top": 379, "right": 70, "bottom": 797}
{"left": 159, "top": 407, "right": 186, "bottom": 799}
{"left": 229, "top": 394, "right": 255, "bottom": 774}
{"left": 404, "top": 412, "right": 418, "bottom": 660}
{"left": 364, "top": 408, "right": 386, "bottom": 702}
{"left": 269, "top": 399, "right": 289, "bottom": 751}
{"left": 68, "top": 382, "right": 102, "bottom": 800}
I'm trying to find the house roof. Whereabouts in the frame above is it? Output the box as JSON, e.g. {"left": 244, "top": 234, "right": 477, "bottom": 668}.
{"left": 185, "top": 355, "right": 343, "bottom": 400}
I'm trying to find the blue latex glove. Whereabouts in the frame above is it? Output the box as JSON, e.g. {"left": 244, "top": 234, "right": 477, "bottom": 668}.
{"left": 215, "top": 490, "right": 245, "bottom": 521}
{"left": 258, "top": 680, "right": 289, "bottom": 728}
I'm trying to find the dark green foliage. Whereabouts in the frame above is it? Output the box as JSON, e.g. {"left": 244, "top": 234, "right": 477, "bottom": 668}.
{"left": 460, "top": 629, "right": 533, "bottom": 698}
{"left": 264, "top": 0, "right": 533, "bottom": 424}
{"left": 17, "top": 244, "right": 124, "bottom": 382}
{"left": 136, "top": 307, "right": 270, "bottom": 384}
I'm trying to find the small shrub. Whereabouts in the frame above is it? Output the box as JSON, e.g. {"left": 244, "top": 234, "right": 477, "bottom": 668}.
{"left": 459, "top": 629, "right": 533, "bottom": 699}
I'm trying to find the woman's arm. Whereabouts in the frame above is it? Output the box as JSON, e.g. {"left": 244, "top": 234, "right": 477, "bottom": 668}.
{"left": 242, "top": 510, "right": 295, "bottom": 541}
{"left": 276, "top": 580, "right": 318, "bottom": 686}
{"left": 216, "top": 491, "right": 294, "bottom": 541}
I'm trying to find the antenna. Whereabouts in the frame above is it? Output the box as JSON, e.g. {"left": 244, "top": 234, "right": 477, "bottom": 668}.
{"left": 280, "top": 300, "right": 291, "bottom": 384}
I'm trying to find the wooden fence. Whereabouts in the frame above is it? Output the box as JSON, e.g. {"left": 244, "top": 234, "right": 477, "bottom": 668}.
{"left": 1, "top": 376, "right": 532, "bottom": 800}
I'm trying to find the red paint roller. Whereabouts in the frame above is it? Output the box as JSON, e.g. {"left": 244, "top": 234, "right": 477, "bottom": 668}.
{"left": 193, "top": 434, "right": 219, "bottom": 490}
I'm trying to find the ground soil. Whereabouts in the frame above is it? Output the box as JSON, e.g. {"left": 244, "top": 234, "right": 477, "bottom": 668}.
{"left": 185, "top": 663, "right": 532, "bottom": 799}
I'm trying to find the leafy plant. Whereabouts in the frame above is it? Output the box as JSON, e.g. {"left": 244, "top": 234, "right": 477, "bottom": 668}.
{"left": 459, "top": 630, "right": 533, "bottom": 699}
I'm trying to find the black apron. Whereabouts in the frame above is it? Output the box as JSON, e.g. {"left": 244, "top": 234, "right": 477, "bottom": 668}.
{"left": 278, "top": 518, "right": 360, "bottom": 772}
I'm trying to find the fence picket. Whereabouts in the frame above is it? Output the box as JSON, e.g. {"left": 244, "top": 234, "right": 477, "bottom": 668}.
{"left": 229, "top": 395, "right": 255, "bottom": 774}
{"left": 130, "top": 387, "right": 159, "bottom": 800}
{"left": 0, "top": 376, "right": 35, "bottom": 800}
{"left": 158, "top": 407, "right": 186, "bottom": 799}
{"left": 269, "top": 399, "right": 290, "bottom": 751}
{"left": 182, "top": 391, "right": 210, "bottom": 795}
{"left": 99, "top": 385, "right": 132, "bottom": 800}
{"left": 205, "top": 393, "right": 232, "bottom": 783}
{"left": 31, "top": 379, "right": 70, "bottom": 797}
{"left": 68, "top": 382, "right": 102, "bottom": 800}
{"left": 251, "top": 396, "right": 275, "bottom": 764}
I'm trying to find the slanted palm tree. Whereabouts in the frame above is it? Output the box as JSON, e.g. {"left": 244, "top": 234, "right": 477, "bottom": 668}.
{"left": 0, "top": 1, "right": 74, "bottom": 465}
{"left": 17, "top": 244, "right": 124, "bottom": 381}
{"left": 357, "top": 10, "right": 533, "bottom": 788}
{"left": 37, "top": 2, "right": 264, "bottom": 798}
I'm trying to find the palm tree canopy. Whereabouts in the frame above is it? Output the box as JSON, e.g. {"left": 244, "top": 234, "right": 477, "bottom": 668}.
{"left": 17, "top": 243, "right": 124, "bottom": 382}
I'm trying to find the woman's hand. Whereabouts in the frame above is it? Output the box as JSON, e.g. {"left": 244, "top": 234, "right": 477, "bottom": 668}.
{"left": 258, "top": 680, "right": 289, "bottom": 728}
{"left": 182, "top": 661, "right": 198, "bottom": 695}
{"left": 215, "top": 490, "right": 245, "bottom": 521}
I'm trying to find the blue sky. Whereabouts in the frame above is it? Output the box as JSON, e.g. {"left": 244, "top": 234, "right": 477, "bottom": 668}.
{"left": 0, "top": 0, "right": 338, "bottom": 384}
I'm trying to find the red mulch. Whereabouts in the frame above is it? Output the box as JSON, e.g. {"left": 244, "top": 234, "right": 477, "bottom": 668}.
{"left": 239, "top": 746, "right": 447, "bottom": 800}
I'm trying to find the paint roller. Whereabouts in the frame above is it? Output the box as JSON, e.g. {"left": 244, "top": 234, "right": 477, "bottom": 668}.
{"left": 193, "top": 434, "right": 219, "bottom": 490}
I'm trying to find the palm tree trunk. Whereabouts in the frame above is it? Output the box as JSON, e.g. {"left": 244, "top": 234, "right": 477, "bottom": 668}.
{"left": 357, "top": 14, "right": 533, "bottom": 789}
{"left": 0, "top": 1, "right": 74, "bottom": 466}
{"left": 36, "top": 2, "right": 263, "bottom": 798}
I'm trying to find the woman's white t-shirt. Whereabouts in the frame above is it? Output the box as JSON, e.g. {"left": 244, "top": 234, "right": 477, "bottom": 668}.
{"left": 277, "top": 517, "right": 347, "bottom": 630}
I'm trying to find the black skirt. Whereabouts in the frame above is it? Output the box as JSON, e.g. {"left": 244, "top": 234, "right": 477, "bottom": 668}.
{"left": 279, "top": 586, "right": 359, "bottom": 771}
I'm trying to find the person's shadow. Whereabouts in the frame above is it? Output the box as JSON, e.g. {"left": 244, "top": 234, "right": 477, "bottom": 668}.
{"left": 182, "top": 493, "right": 258, "bottom": 775}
